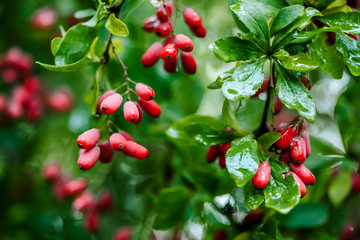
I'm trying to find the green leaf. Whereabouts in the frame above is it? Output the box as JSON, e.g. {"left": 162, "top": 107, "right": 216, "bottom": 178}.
{"left": 322, "top": 4, "right": 352, "bottom": 15}
{"left": 166, "top": 115, "right": 234, "bottom": 146}
{"left": 236, "top": 98, "right": 266, "bottom": 132}
{"left": 263, "top": 159, "right": 300, "bottom": 214}
{"left": 271, "top": 5, "right": 304, "bottom": 36}
{"left": 274, "top": 50, "right": 318, "bottom": 71}
{"left": 236, "top": 0, "right": 288, "bottom": 18}
{"left": 335, "top": 33, "right": 360, "bottom": 76}
{"left": 275, "top": 63, "right": 316, "bottom": 122}
{"left": 50, "top": 37, "right": 61, "bottom": 56}
{"left": 244, "top": 181, "right": 265, "bottom": 210}
{"left": 210, "top": 36, "right": 265, "bottom": 63}
{"left": 217, "top": 59, "right": 266, "bottom": 101}
{"left": 258, "top": 132, "right": 281, "bottom": 151}
{"left": 84, "top": 65, "right": 102, "bottom": 116}
{"left": 316, "top": 12, "right": 360, "bottom": 34}
{"left": 316, "top": 0, "right": 336, "bottom": 11}
{"left": 222, "top": 99, "right": 246, "bottom": 132}
{"left": 278, "top": 203, "right": 328, "bottom": 229}
{"left": 82, "top": 1, "right": 108, "bottom": 27}
{"left": 153, "top": 186, "right": 189, "bottom": 229}
{"left": 328, "top": 170, "right": 351, "bottom": 206}
{"left": 105, "top": 13, "right": 129, "bottom": 37}
{"left": 55, "top": 24, "right": 97, "bottom": 66}
{"left": 74, "top": 9, "right": 96, "bottom": 19}
{"left": 310, "top": 32, "right": 344, "bottom": 79}
{"left": 230, "top": 1, "right": 270, "bottom": 47}
{"left": 255, "top": 218, "right": 280, "bottom": 240}
{"left": 226, "top": 136, "right": 263, "bottom": 188}
{"left": 207, "top": 80, "right": 222, "bottom": 89}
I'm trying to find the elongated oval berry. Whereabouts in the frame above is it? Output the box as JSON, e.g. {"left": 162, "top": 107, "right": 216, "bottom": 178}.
{"left": 160, "top": 43, "right": 178, "bottom": 61}
{"left": 123, "top": 141, "right": 149, "bottom": 159}
{"left": 123, "top": 101, "right": 140, "bottom": 122}
{"left": 290, "top": 137, "right": 306, "bottom": 164}
{"left": 289, "top": 163, "right": 315, "bottom": 185}
{"left": 47, "top": 89, "right": 73, "bottom": 112}
{"left": 276, "top": 125, "right": 299, "bottom": 150}
{"left": 72, "top": 191, "right": 95, "bottom": 212}
{"left": 62, "top": 178, "right": 88, "bottom": 196}
{"left": 85, "top": 207, "right": 99, "bottom": 233}
{"left": 137, "top": 97, "right": 161, "bottom": 118}
{"left": 285, "top": 171, "right": 307, "bottom": 197}
{"left": 183, "top": 7, "right": 202, "bottom": 28}
{"left": 191, "top": 25, "right": 207, "bottom": 38}
{"left": 163, "top": 57, "right": 177, "bottom": 73}
{"left": 99, "top": 140, "right": 115, "bottom": 163}
{"left": 164, "top": 35, "right": 174, "bottom": 46}
{"left": 99, "top": 90, "right": 116, "bottom": 106}
{"left": 77, "top": 128, "right": 100, "bottom": 149}
{"left": 219, "top": 155, "right": 226, "bottom": 168}
{"left": 157, "top": 6, "right": 169, "bottom": 22}
{"left": 96, "top": 190, "right": 113, "bottom": 213}
{"left": 252, "top": 161, "right": 271, "bottom": 189}
{"left": 175, "top": 34, "right": 193, "bottom": 52}
{"left": 101, "top": 93, "right": 123, "bottom": 114}
{"left": 78, "top": 146, "right": 100, "bottom": 170}
{"left": 347, "top": 34, "right": 358, "bottom": 40}
{"left": 273, "top": 95, "right": 282, "bottom": 114}
{"left": 135, "top": 83, "right": 155, "bottom": 101}
{"left": 301, "top": 131, "right": 311, "bottom": 157}
{"left": 120, "top": 131, "right": 134, "bottom": 142}
{"left": 279, "top": 149, "right": 290, "bottom": 165}
{"left": 207, "top": 146, "right": 219, "bottom": 163}
{"left": 42, "top": 162, "right": 61, "bottom": 181}
{"left": 110, "top": 133, "right": 127, "bottom": 151}
{"left": 134, "top": 102, "right": 143, "bottom": 124}
{"left": 113, "top": 227, "right": 132, "bottom": 240}
{"left": 32, "top": 7, "right": 58, "bottom": 30}
{"left": 252, "top": 78, "right": 269, "bottom": 98}
{"left": 218, "top": 142, "right": 231, "bottom": 154}
{"left": 141, "top": 42, "right": 163, "bottom": 68}
{"left": 154, "top": 21, "right": 172, "bottom": 37}
{"left": 142, "top": 15, "right": 158, "bottom": 32}
{"left": 181, "top": 52, "right": 197, "bottom": 74}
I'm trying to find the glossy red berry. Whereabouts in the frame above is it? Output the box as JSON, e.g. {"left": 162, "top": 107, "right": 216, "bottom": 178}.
{"left": 181, "top": 52, "right": 197, "bottom": 74}
{"left": 113, "top": 227, "right": 132, "bottom": 240}
{"left": 99, "top": 90, "right": 116, "bottom": 106}
{"left": 252, "top": 78, "right": 269, "bottom": 98}
{"left": 100, "top": 93, "right": 123, "bottom": 114}
{"left": 135, "top": 83, "right": 155, "bottom": 101}
{"left": 163, "top": 58, "right": 177, "bottom": 73}
{"left": 32, "top": 8, "right": 58, "bottom": 30}
{"left": 164, "top": 2, "right": 174, "bottom": 16}
{"left": 160, "top": 43, "right": 178, "bottom": 61}
{"left": 137, "top": 98, "right": 161, "bottom": 118}
{"left": 340, "top": 222, "right": 356, "bottom": 240}
{"left": 157, "top": 6, "right": 169, "bottom": 22}
{"left": 120, "top": 131, "right": 134, "bottom": 142}
{"left": 175, "top": 34, "right": 193, "bottom": 52}
{"left": 276, "top": 125, "right": 299, "bottom": 150}
{"left": 207, "top": 146, "right": 219, "bottom": 163}
{"left": 77, "top": 128, "right": 100, "bottom": 149}
{"left": 290, "top": 137, "right": 307, "bottom": 164}
{"left": 85, "top": 207, "right": 99, "bottom": 233}
{"left": 72, "top": 191, "right": 95, "bottom": 212}
{"left": 142, "top": 42, "right": 163, "bottom": 68}
{"left": 252, "top": 161, "right": 271, "bottom": 189}
{"left": 134, "top": 101, "right": 143, "bottom": 124}
{"left": 279, "top": 149, "right": 290, "bottom": 165}
{"left": 4, "top": 48, "right": 32, "bottom": 74}
{"left": 191, "top": 25, "right": 207, "bottom": 38}
{"left": 301, "top": 131, "right": 311, "bottom": 157}
{"left": 42, "top": 162, "right": 61, "bottom": 181}
{"left": 273, "top": 95, "right": 282, "bottom": 114}
{"left": 164, "top": 35, "right": 174, "bottom": 46}
{"left": 347, "top": 33, "right": 358, "bottom": 40}
{"left": 47, "top": 89, "right": 73, "bottom": 112}
{"left": 243, "top": 209, "right": 264, "bottom": 226}
{"left": 78, "top": 146, "right": 100, "bottom": 170}
{"left": 62, "top": 178, "right": 88, "bottom": 196}
{"left": 1, "top": 69, "right": 18, "bottom": 83}
{"left": 289, "top": 163, "right": 315, "bottom": 185}
{"left": 123, "top": 101, "right": 140, "bottom": 123}
{"left": 183, "top": 7, "right": 202, "bottom": 28}
{"left": 110, "top": 133, "right": 127, "bottom": 151}
{"left": 285, "top": 171, "right": 307, "bottom": 197}
{"left": 219, "top": 155, "right": 226, "bottom": 168}
{"left": 24, "top": 76, "right": 42, "bottom": 92}
{"left": 96, "top": 190, "right": 113, "bottom": 213}
{"left": 99, "top": 140, "right": 115, "bottom": 163}
{"left": 142, "top": 15, "right": 158, "bottom": 32}
{"left": 154, "top": 21, "right": 172, "bottom": 37}
{"left": 123, "top": 141, "right": 149, "bottom": 159}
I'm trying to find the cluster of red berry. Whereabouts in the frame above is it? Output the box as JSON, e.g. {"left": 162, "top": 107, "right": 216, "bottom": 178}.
{"left": 141, "top": 2, "right": 206, "bottom": 74}
{"left": 254, "top": 119, "right": 314, "bottom": 197}
{"left": 206, "top": 142, "right": 231, "bottom": 168}
{"left": 42, "top": 162, "right": 131, "bottom": 238}
{"left": 0, "top": 48, "right": 72, "bottom": 122}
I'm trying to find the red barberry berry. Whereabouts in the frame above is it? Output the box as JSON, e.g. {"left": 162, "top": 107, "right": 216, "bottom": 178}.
{"left": 78, "top": 146, "right": 100, "bottom": 170}
{"left": 137, "top": 97, "right": 161, "bottom": 118}
{"left": 42, "top": 162, "right": 61, "bottom": 182}
{"left": 160, "top": 43, "right": 178, "bottom": 61}
{"left": 252, "top": 78, "right": 269, "bottom": 98}
{"left": 154, "top": 21, "right": 172, "bottom": 37}
{"left": 163, "top": 57, "right": 177, "bottom": 73}
{"left": 31, "top": 7, "right": 58, "bottom": 30}
{"left": 243, "top": 209, "right": 264, "bottom": 226}
{"left": 219, "top": 155, "right": 226, "bottom": 168}
{"left": 347, "top": 33, "right": 358, "bottom": 40}
{"left": 207, "top": 146, "right": 219, "bottom": 163}
{"left": 134, "top": 101, "right": 143, "bottom": 123}
{"left": 165, "top": 2, "right": 174, "bottom": 16}
{"left": 123, "top": 101, "right": 140, "bottom": 123}
{"left": 181, "top": 52, "right": 197, "bottom": 74}
{"left": 4, "top": 48, "right": 32, "bottom": 74}
{"left": 183, "top": 7, "right": 202, "bottom": 28}
{"left": 47, "top": 89, "right": 73, "bottom": 112}
{"left": 135, "top": 83, "right": 155, "bottom": 101}
{"left": 157, "top": 6, "right": 169, "bottom": 22}
{"left": 290, "top": 137, "right": 307, "bottom": 164}
{"left": 72, "top": 191, "right": 95, "bottom": 212}
{"left": 120, "top": 131, "right": 134, "bottom": 142}
{"left": 96, "top": 190, "right": 113, "bottom": 213}
{"left": 164, "top": 35, "right": 174, "bottom": 46}
{"left": 77, "top": 128, "right": 100, "bottom": 149}
{"left": 123, "top": 141, "right": 149, "bottom": 159}
{"left": 85, "top": 207, "right": 99, "bottom": 233}
{"left": 99, "top": 140, "right": 115, "bottom": 163}
{"left": 142, "top": 15, "right": 158, "bottom": 32}
{"left": 100, "top": 93, "right": 123, "bottom": 114}
{"left": 110, "top": 133, "right": 127, "bottom": 151}
{"left": 289, "top": 163, "right": 315, "bottom": 185}
{"left": 191, "top": 25, "right": 207, "bottom": 38}
{"left": 285, "top": 171, "right": 307, "bottom": 197}
{"left": 175, "top": 34, "right": 193, "bottom": 52}
{"left": 62, "top": 178, "right": 88, "bottom": 196}
{"left": 142, "top": 42, "right": 163, "bottom": 68}
{"left": 301, "top": 131, "right": 311, "bottom": 157}
{"left": 276, "top": 125, "right": 299, "bottom": 150}
{"left": 279, "top": 149, "right": 290, "bottom": 165}
{"left": 252, "top": 161, "right": 271, "bottom": 189}
{"left": 113, "top": 227, "right": 132, "bottom": 240}
{"left": 273, "top": 95, "right": 282, "bottom": 114}
{"left": 340, "top": 222, "right": 356, "bottom": 240}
